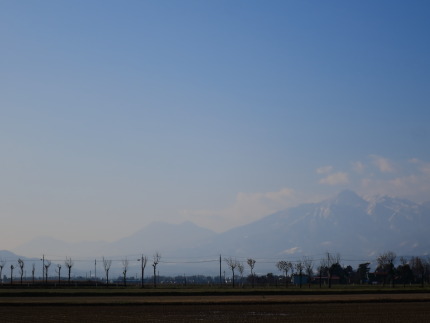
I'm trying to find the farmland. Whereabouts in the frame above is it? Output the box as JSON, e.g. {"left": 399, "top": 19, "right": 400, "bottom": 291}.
{"left": 1, "top": 287, "right": 430, "bottom": 322}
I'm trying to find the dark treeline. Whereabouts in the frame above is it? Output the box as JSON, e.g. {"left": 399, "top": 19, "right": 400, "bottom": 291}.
{"left": 0, "top": 251, "right": 429, "bottom": 288}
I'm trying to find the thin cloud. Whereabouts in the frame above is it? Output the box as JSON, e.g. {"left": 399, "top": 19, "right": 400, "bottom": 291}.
{"left": 316, "top": 166, "right": 333, "bottom": 174}
{"left": 409, "top": 158, "right": 430, "bottom": 176}
{"left": 183, "top": 156, "right": 430, "bottom": 233}
{"left": 319, "top": 172, "right": 349, "bottom": 186}
{"left": 358, "top": 158, "right": 430, "bottom": 202}
{"left": 351, "top": 161, "right": 365, "bottom": 173}
{"left": 181, "top": 187, "right": 300, "bottom": 232}
{"left": 370, "top": 155, "right": 395, "bottom": 173}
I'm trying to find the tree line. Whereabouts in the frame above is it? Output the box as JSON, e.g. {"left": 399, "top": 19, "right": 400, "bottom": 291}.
{"left": 1, "top": 251, "right": 429, "bottom": 288}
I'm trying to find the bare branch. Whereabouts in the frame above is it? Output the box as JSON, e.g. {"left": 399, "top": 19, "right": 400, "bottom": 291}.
{"left": 224, "top": 257, "right": 239, "bottom": 287}
{"left": 102, "top": 257, "right": 112, "bottom": 286}
{"left": 152, "top": 252, "right": 161, "bottom": 288}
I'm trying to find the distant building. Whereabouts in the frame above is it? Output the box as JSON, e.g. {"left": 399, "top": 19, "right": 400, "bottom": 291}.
{"left": 292, "top": 274, "right": 309, "bottom": 285}
{"left": 312, "top": 275, "right": 341, "bottom": 285}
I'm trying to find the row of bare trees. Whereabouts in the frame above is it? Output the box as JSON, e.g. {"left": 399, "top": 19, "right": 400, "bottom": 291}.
{"left": 223, "top": 257, "right": 257, "bottom": 288}
{"left": 1, "top": 258, "right": 36, "bottom": 285}
{"left": 222, "top": 253, "right": 338, "bottom": 289}
{"left": 101, "top": 252, "right": 161, "bottom": 288}
{"left": 225, "top": 252, "right": 430, "bottom": 289}
{"left": 2, "top": 251, "right": 429, "bottom": 288}
{"left": 223, "top": 255, "right": 316, "bottom": 289}
{"left": 0, "top": 252, "right": 162, "bottom": 288}
{"left": 0, "top": 257, "right": 73, "bottom": 285}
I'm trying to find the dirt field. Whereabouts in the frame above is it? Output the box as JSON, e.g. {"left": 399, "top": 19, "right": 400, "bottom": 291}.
{"left": 1, "top": 293, "right": 430, "bottom": 322}
{"left": 1, "top": 302, "right": 429, "bottom": 322}
{"left": 1, "top": 292, "right": 430, "bottom": 304}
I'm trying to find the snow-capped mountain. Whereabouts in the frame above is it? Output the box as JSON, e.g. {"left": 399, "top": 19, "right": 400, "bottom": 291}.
{"left": 193, "top": 190, "right": 430, "bottom": 260}
{"left": 11, "top": 190, "right": 430, "bottom": 274}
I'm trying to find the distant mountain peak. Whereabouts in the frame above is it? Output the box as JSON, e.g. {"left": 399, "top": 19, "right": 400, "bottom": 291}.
{"left": 332, "top": 190, "right": 366, "bottom": 206}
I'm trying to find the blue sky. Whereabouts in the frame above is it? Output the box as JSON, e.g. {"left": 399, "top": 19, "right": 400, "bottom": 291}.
{"left": 1, "top": 0, "right": 429, "bottom": 249}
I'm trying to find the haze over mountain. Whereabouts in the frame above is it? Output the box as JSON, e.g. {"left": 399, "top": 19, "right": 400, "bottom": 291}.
{"left": 8, "top": 190, "right": 429, "bottom": 275}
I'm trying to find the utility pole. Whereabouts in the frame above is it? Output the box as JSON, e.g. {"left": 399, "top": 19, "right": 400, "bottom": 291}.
{"left": 327, "top": 252, "right": 331, "bottom": 288}
{"left": 95, "top": 259, "right": 97, "bottom": 286}
{"left": 140, "top": 255, "right": 144, "bottom": 288}
{"left": 42, "top": 255, "right": 45, "bottom": 284}
{"left": 219, "top": 254, "right": 222, "bottom": 287}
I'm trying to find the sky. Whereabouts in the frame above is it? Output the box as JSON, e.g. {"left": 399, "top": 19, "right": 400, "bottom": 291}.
{"left": 1, "top": 0, "right": 430, "bottom": 250}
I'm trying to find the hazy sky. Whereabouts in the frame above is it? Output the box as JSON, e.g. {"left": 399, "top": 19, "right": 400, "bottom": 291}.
{"left": 1, "top": 0, "right": 429, "bottom": 249}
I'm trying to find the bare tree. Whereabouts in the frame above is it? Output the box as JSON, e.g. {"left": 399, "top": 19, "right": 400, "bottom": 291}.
{"left": 18, "top": 259, "right": 25, "bottom": 285}
{"left": 31, "top": 263, "right": 36, "bottom": 284}
{"left": 152, "top": 252, "right": 161, "bottom": 288}
{"left": 377, "top": 251, "right": 396, "bottom": 287}
{"left": 303, "top": 257, "right": 314, "bottom": 288}
{"left": 247, "top": 258, "right": 256, "bottom": 288}
{"left": 44, "top": 260, "right": 51, "bottom": 284}
{"left": 224, "top": 257, "right": 239, "bottom": 287}
{"left": 102, "top": 257, "right": 112, "bottom": 286}
{"left": 65, "top": 257, "right": 74, "bottom": 285}
{"left": 139, "top": 255, "right": 147, "bottom": 288}
{"left": 238, "top": 262, "right": 244, "bottom": 287}
{"left": 122, "top": 258, "right": 129, "bottom": 287}
{"left": 0, "top": 259, "right": 6, "bottom": 285}
{"left": 10, "top": 264, "right": 14, "bottom": 284}
{"left": 56, "top": 264, "right": 62, "bottom": 284}
{"left": 295, "top": 261, "right": 304, "bottom": 288}
{"left": 276, "top": 260, "right": 292, "bottom": 288}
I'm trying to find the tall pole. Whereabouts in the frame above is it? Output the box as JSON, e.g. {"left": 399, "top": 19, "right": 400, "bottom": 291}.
{"left": 95, "top": 259, "right": 97, "bottom": 286}
{"left": 141, "top": 255, "right": 144, "bottom": 288}
{"left": 219, "top": 254, "right": 222, "bottom": 287}
{"left": 42, "top": 255, "right": 45, "bottom": 284}
{"left": 327, "top": 252, "right": 331, "bottom": 288}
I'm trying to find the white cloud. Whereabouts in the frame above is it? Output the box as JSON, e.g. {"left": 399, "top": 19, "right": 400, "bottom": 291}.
{"left": 358, "top": 158, "right": 430, "bottom": 202}
{"left": 316, "top": 165, "right": 333, "bottom": 174}
{"left": 370, "top": 155, "right": 395, "bottom": 173}
{"left": 281, "top": 247, "right": 301, "bottom": 255}
{"left": 182, "top": 156, "right": 430, "bottom": 233}
{"left": 319, "top": 172, "right": 349, "bottom": 186}
{"left": 409, "top": 158, "right": 430, "bottom": 176}
{"left": 181, "top": 187, "right": 301, "bottom": 232}
{"left": 360, "top": 175, "right": 420, "bottom": 199}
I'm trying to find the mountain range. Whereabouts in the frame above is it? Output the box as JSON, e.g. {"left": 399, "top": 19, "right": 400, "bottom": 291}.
{"left": 4, "top": 190, "right": 430, "bottom": 275}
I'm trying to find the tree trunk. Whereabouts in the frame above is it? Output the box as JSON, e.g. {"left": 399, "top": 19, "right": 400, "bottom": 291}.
{"left": 285, "top": 271, "right": 288, "bottom": 288}
{"left": 251, "top": 271, "right": 254, "bottom": 288}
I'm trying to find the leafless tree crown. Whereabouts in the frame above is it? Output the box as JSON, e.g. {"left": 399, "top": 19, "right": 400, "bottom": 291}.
{"left": 152, "top": 252, "right": 161, "bottom": 267}
{"left": 247, "top": 258, "right": 256, "bottom": 271}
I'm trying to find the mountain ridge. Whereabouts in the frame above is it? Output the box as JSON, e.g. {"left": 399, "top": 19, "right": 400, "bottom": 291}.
{"left": 10, "top": 190, "right": 430, "bottom": 270}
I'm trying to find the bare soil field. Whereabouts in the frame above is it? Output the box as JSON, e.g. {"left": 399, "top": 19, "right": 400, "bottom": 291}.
{"left": 1, "top": 293, "right": 430, "bottom": 322}
{"left": 1, "top": 292, "right": 430, "bottom": 304}
{"left": 0, "top": 302, "right": 429, "bottom": 322}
